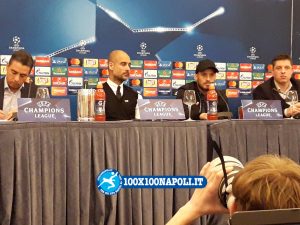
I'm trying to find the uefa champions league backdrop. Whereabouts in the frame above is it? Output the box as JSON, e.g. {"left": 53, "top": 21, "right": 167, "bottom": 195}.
{"left": 0, "top": 0, "right": 299, "bottom": 119}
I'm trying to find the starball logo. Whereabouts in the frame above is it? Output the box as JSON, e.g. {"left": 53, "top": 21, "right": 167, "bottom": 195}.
{"left": 9, "top": 36, "right": 24, "bottom": 51}
{"left": 193, "top": 44, "right": 206, "bottom": 59}
{"left": 247, "top": 46, "right": 260, "bottom": 60}
{"left": 137, "top": 42, "right": 150, "bottom": 57}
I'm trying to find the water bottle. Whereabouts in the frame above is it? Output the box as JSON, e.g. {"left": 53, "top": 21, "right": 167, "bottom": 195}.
{"left": 207, "top": 83, "right": 218, "bottom": 120}
{"left": 94, "top": 82, "right": 106, "bottom": 121}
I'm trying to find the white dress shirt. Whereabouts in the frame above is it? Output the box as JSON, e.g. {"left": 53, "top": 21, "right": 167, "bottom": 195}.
{"left": 3, "top": 77, "right": 22, "bottom": 114}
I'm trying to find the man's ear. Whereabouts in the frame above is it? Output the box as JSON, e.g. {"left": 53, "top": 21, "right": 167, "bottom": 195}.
{"left": 108, "top": 61, "right": 114, "bottom": 70}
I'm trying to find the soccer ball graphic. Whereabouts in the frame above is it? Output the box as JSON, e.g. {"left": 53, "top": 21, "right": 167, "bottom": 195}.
{"left": 13, "top": 36, "right": 20, "bottom": 45}
{"left": 197, "top": 45, "right": 203, "bottom": 52}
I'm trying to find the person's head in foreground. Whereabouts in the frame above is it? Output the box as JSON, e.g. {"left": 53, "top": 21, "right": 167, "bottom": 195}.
{"left": 167, "top": 154, "right": 300, "bottom": 225}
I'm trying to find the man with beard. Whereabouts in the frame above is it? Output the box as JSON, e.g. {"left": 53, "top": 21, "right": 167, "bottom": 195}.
{"left": 176, "top": 59, "right": 229, "bottom": 120}
{"left": 103, "top": 50, "right": 140, "bottom": 120}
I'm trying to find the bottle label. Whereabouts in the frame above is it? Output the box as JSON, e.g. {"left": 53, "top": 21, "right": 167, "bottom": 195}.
{"left": 95, "top": 100, "right": 105, "bottom": 114}
{"left": 207, "top": 101, "right": 218, "bottom": 114}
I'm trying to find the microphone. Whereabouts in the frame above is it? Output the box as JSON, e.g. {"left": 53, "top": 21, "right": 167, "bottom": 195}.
{"left": 216, "top": 89, "right": 232, "bottom": 119}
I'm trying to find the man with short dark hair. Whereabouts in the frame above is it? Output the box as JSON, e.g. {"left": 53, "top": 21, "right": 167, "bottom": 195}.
{"left": 0, "top": 50, "right": 37, "bottom": 120}
{"left": 252, "top": 54, "right": 300, "bottom": 117}
{"left": 103, "top": 50, "right": 141, "bottom": 120}
{"left": 176, "top": 59, "right": 229, "bottom": 120}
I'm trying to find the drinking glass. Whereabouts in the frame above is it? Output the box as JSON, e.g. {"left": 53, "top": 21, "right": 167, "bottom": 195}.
{"left": 285, "top": 90, "right": 298, "bottom": 119}
{"left": 36, "top": 87, "right": 50, "bottom": 98}
{"left": 182, "top": 90, "right": 196, "bottom": 121}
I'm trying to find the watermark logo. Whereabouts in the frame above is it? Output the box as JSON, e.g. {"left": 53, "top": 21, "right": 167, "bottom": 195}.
{"left": 96, "top": 169, "right": 122, "bottom": 195}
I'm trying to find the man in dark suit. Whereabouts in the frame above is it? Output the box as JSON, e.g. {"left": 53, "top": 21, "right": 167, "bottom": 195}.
{"left": 252, "top": 54, "right": 300, "bottom": 118}
{"left": 176, "top": 59, "right": 229, "bottom": 120}
{"left": 0, "top": 50, "right": 37, "bottom": 120}
{"left": 103, "top": 50, "right": 140, "bottom": 121}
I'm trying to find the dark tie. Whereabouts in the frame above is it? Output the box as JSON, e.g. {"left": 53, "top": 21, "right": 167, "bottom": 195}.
{"left": 116, "top": 86, "right": 122, "bottom": 100}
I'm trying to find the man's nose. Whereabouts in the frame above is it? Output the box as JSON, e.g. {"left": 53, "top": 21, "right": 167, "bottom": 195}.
{"left": 14, "top": 74, "right": 20, "bottom": 82}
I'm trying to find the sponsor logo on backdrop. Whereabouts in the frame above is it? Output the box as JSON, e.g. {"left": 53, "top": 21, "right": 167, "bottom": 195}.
{"left": 52, "top": 77, "right": 67, "bottom": 86}
{"left": 130, "top": 69, "right": 143, "bottom": 78}
{"left": 226, "top": 72, "right": 239, "bottom": 80}
{"left": 52, "top": 57, "right": 68, "bottom": 66}
{"left": 216, "top": 72, "right": 226, "bottom": 80}
{"left": 1, "top": 66, "right": 7, "bottom": 75}
{"left": 100, "top": 69, "right": 109, "bottom": 77}
{"left": 215, "top": 63, "right": 226, "bottom": 71}
{"left": 35, "top": 67, "right": 51, "bottom": 76}
{"left": 158, "top": 61, "right": 172, "bottom": 69}
{"left": 9, "top": 36, "right": 24, "bottom": 51}
{"left": 137, "top": 42, "right": 150, "bottom": 57}
{"left": 227, "top": 63, "right": 239, "bottom": 71}
{"left": 143, "top": 88, "right": 157, "bottom": 97}
{"left": 239, "top": 81, "right": 252, "bottom": 90}
{"left": 76, "top": 40, "right": 91, "bottom": 55}
{"left": 52, "top": 67, "right": 67, "bottom": 76}
{"left": 194, "top": 44, "right": 206, "bottom": 59}
{"left": 253, "top": 64, "right": 265, "bottom": 71}
{"left": 0, "top": 55, "right": 11, "bottom": 65}
{"left": 239, "top": 72, "right": 252, "bottom": 80}
{"left": 83, "top": 58, "right": 98, "bottom": 68}
{"left": 35, "top": 57, "right": 51, "bottom": 67}
{"left": 88, "top": 77, "right": 99, "bottom": 86}
{"left": 265, "top": 73, "right": 273, "bottom": 80}
{"left": 240, "top": 63, "right": 252, "bottom": 72}
{"left": 158, "top": 89, "right": 172, "bottom": 96}
{"left": 267, "top": 64, "right": 273, "bottom": 72}
{"left": 173, "top": 61, "right": 185, "bottom": 70}
{"left": 35, "top": 77, "right": 51, "bottom": 86}
{"left": 143, "top": 79, "right": 157, "bottom": 87}
{"left": 252, "top": 81, "right": 264, "bottom": 89}
{"left": 144, "top": 70, "right": 157, "bottom": 78}
{"left": 131, "top": 86, "right": 143, "bottom": 96}
{"left": 68, "top": 77, "right": 83, "bottom": 87}
{"left": 172, "top": 70, "right": 185, "bottom": 79}
{"left": 68, "top": 58, "right": 82, "bottom": 67}
{"left": 83, "top": 68, "right": 99, "bottom": 76}
{"left": 293, "top": 65, "right": 300, "bottom": 73}
{"left": 252, "top": 72, "right": 264, "bottom": 80}
{"left": 68, "top": 67, "right": 83, "bottom": 76}
{"left": 226, "top": 89, "right": 239, "bottom": 98}
{"left": 186, "top": 70, "right": 195, "bottom": 79}
{"left": 130, "top": 79, "right": 143, "bottom": 87}
{"left": 227, "top": 80, "right": 239, "bottom": 89}
{"left": 215, "top": 80, "right": 227, "bottom": 89}
{"left": 186, "top": 62, "right": 198, "bottom": 71}
{"left": 30, "top": 68, "right": 35, "bottom": 75}
{"left": 99, "top": 59, "right": 108, "bottom": 68}
{"left": 247, "top": 46, "right": 260, "bottom": 60}
{"left": 294, "top": 74, "right": 300, "bottom": 80}
{"left": 158, "top": 70, "right": 172, "bottom": 78}
{"left": 99, "top": 78, "right": 108, "bottom": 83}
{"left": 51, "top": 87, "right": 67, "bottom": 96}
{"left": 185, "top": 80, "right": 194, "bottom": 84}
{"left": 158, "top": 79, "right": 171, "bottom": 88}
{"left": 144, "top": 60, "right": 157, "bottom": 69}
{"left": 172, "top": 79, "right": 185, "bottom": 89}
{"left": 131, "top": 60, "right": 143, "bottom": 69}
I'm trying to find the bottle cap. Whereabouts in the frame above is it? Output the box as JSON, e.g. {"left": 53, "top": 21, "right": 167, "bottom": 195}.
{"left": 209, "top": 83, "right": 215, "bottom": 90}
{"left": 96, "top": 81, "right": 103, "bottom": 89}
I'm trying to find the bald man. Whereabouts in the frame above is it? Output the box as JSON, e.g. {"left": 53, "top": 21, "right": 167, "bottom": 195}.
{"left": 103, "top": 50, "right": 140, "bottom": 120}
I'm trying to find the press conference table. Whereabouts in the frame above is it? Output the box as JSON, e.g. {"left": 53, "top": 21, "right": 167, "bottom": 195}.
{"left": 0, "top": 120, "right": 299, "bottom": 225}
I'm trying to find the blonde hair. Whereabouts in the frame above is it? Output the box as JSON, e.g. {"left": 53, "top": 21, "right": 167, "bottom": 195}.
{"left": 232, "top": 155, "right": 300, "bottom": 211}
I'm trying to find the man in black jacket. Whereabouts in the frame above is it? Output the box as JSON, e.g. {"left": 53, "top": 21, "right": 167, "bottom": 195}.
{"left": 103, "top": 50, "right": 139, "bottom": 120}
{"left": 252, "top": 54, "right": 300, "bottom": 118}
{"left": 0, "top": 50, "right": 37, "bottom": 120}
{"left": 176, "top": 59, "right": 229, "bottom": 120}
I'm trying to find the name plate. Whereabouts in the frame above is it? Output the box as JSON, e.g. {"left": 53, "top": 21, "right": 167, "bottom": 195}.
{"left": 138, "top": 99, "right": 185, "bottom": 120}
{"left": 17, "top": 98, "right": 71, "bottom": 122}
{"left": 241, "top": 100, "right": 283, "bottom": 120}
